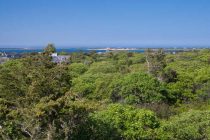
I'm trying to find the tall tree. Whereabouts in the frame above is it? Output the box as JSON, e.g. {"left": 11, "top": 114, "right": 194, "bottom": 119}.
{"left": 145, "top": 48, "right": 166, "bottom": 79}
{"left": 44, "top": 43, "right": 56, "bottom": 54}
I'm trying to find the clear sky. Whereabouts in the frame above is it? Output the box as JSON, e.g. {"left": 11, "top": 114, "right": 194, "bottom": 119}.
{"left": 0, "top": 0, "right": 210, "bottom": 47}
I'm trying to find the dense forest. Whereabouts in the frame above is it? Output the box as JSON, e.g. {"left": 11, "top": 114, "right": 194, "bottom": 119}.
{"left": 1, "top": 45, "right": 210, "bottom": 139}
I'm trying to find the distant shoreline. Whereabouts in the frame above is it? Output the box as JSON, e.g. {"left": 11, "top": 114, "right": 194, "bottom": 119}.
{"left": 0, "top": 48, "right": 37, "bottom": 50}
{"left": 0, "top": 45, "right": 210, "bottom": 50}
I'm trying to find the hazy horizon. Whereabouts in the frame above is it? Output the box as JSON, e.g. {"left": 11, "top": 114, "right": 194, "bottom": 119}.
{"left": 0, "top": 44, "right": 210, "bottom": 49}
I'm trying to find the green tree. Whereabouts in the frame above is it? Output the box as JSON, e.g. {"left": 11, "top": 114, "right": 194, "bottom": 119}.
{"left": 88, "top": 104, "right": 160, "bottom": 139}
{"left": 72, "top": 73, "right": 117, "bottom": 100}
{"left": 68, "top": 63, "right": 88, "bottom": 78}
{"left": 109, "top": 72, "right": 170, "bottom": 104}
{"left": 44, "top": 43, "right": 56, "bottom": 54}
{"left": 87, "top": 61, "right": 117, "bottom": 74}
{"left": 157, "top": 110, "right": 210, "bottom": 139}
{"left": 145, "top": 49, "right": 166, "bottom": 79}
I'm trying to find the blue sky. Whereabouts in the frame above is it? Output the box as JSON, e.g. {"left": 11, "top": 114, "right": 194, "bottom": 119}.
{"left": 0, "top": 0, "right": 210, "bottom": 47}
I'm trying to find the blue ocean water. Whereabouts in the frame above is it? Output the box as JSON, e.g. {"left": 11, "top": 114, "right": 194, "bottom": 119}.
{"left": 0, "top": 48, "right": 145, "bottom": 54}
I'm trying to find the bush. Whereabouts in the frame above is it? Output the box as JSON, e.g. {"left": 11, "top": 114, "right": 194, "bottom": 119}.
{"left": 68, "top": 63, "right": 88, "bottom": 77}
{"left": 157, "top": 110, "right": 210, "bottom": 139}
{"left": 87, "top": 61, "right": 117, "bottom": 74}
{"left": 89, "top": 104, "right": 160, "bottom": 139}
{"left": 109, "top": 72, "right": 169, "bottom": 104}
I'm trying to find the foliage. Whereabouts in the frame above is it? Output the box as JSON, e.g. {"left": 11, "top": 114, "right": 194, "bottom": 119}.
{"left": 88, "top": 104, "right": 160, "bottom": 139}
{"left": 157, "top": 110, "right": 210, "bottom": 139}
{"left": 44, "top": 43, "right": 56, "bottom": 54}
{"left": 145, "top": 48, "right": 166, "bottom": 78}
{"left": 109, "top": 72, "right": 170, "bottom": 104}
{"left": 87, "top": 61, "right": 117, "bottom": 74}
{"left": 72, "top": 73, "right": 118, "bottom": 100}
{"left": 1, "top": 49, "right": 210, "bottom": 139}
{"left": 68, "top": 63, "right": 88, "bottom": 77}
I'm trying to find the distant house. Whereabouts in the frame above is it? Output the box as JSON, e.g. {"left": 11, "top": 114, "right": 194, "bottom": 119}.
{"left": 0, "top": 57, "right": 9, "bottom": 64}
{"left": 0, "top": 51, "right": 22, "bottom": 59}
{"left": 51, "top": 53, "right": 70, "bottom": 64}
{"left": 0, "top": 52, "right": 9, "bottom": 64}
{"left": 0, "top": 52, "right": 7, "bottom": 57}
{"left": 51, "top": 53, "right": 58, "bottom": 57}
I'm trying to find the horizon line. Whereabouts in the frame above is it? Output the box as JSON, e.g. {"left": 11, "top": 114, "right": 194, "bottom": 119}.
{"left": 0, "top": 44, "right": 210, "bottom": 48}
